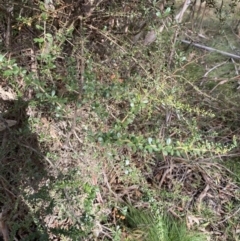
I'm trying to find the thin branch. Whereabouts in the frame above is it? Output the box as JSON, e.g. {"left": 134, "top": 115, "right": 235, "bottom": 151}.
{"left": 180, "top": 39, "right": 240, "bottom": 60}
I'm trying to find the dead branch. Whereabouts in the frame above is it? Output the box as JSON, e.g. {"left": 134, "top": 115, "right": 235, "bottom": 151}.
{"left": 181, "top": 39, "right": 240, "bottom": 60}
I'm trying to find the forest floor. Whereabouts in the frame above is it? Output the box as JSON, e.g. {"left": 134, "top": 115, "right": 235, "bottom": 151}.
{"left": 0, "top": 1, "right": 240, "bottom": 241}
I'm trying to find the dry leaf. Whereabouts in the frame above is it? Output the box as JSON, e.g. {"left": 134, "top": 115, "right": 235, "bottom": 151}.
{"left": 144, "top": 30, "right": 157, "bottom": 46}
{"left": 110, "top": 74, "right": 124, "bottom": 83}
{"left": 110, "top": 74, "right": 116, "bottom": 80}
{"left": 0, "top": 86, "right": 16, "bottom": 101}
{"left": 0, "top": 120, "right": 17, "bottom": 131}
{"left": 187, "top": 214, "right": 202, "bottom": 229}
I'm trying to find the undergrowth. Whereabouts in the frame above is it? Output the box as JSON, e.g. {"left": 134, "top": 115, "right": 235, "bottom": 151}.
{"left": 0, "top": 1, "right": 240, "bottom": 241}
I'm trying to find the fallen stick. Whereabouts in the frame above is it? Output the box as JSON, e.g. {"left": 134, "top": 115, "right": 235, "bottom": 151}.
{"left": 175, "top": 0, "right": 192, "bottom": 23}
{"left": 180, "top": 39, "right": 240, "bottom": 60}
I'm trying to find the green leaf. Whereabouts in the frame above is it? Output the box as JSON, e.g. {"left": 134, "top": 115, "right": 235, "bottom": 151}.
{"left": 166, "top": 138, "right": 172, "bottom": 145}
{"left": 34, "top": 37, "right": 44, "bottom": 43}
{"left": 175, "top": 150, "right": 181, "bottom": 157}
{"left": 148, "top": 137, "right": 153, "bottom": 144}
{"left": 164, "top": 7, "right": 171, "bottom": 14}
{"left": 3, "top": 70, "right": 14, "bottom": 76}
{"left": 156, "top": 11, "right": 161, "bottom": 17}
{"left": 0, "top": 54, "right": 5, "bottom": 62}
{"left": 162, "top": 150, "right": 168, "bottom": 156}
{"left": 146, "top": 145, "right": 153, "bottom": 153}
{"left": 157, "top": 144, "right": 162, "bottom": 150}
{"left": 35, "top": 24, "right": 44, "bottom": 30}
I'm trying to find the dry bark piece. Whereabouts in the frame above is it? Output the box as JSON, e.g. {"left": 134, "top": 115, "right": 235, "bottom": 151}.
{"left": 0, "top": 211, "right": 9, "bottom": 241}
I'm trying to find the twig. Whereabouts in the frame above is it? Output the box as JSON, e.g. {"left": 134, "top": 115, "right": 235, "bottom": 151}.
{"left": 20, "top": 144, "right": 54, "bottom": 167}
{"left": 180, "top": 39, "right": 240, "bottom": 60}
{"left": 210, "top": 78, "right": 229, "bottom": 93}
{"left": 102, "top": 167, "right": 121, "bottom": 200}
{"left": 175, "top": 0, "right": 191, "bottom": 23}
{"left": 203, "top": 61, "right": 228, "bottom": 78}
{"left": 200, "top": 61, "right": 228, "bottom": 86}
{"left": 218, "top": 207, "right": 240, "bottom": 224}
{"left": 64, "top": 20, "right": 85, "bottom": 149}
{"left": 167, "top": 26, "right": 180, "bottom": 69}
{"left": 0, "top": 208, "right": 10, "bottom": 241}
{"left": 224, "top": 34, "right": 239, "bottom": 75}
{"left": 196, "top": 184, "right": 209, "bottom": 213}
